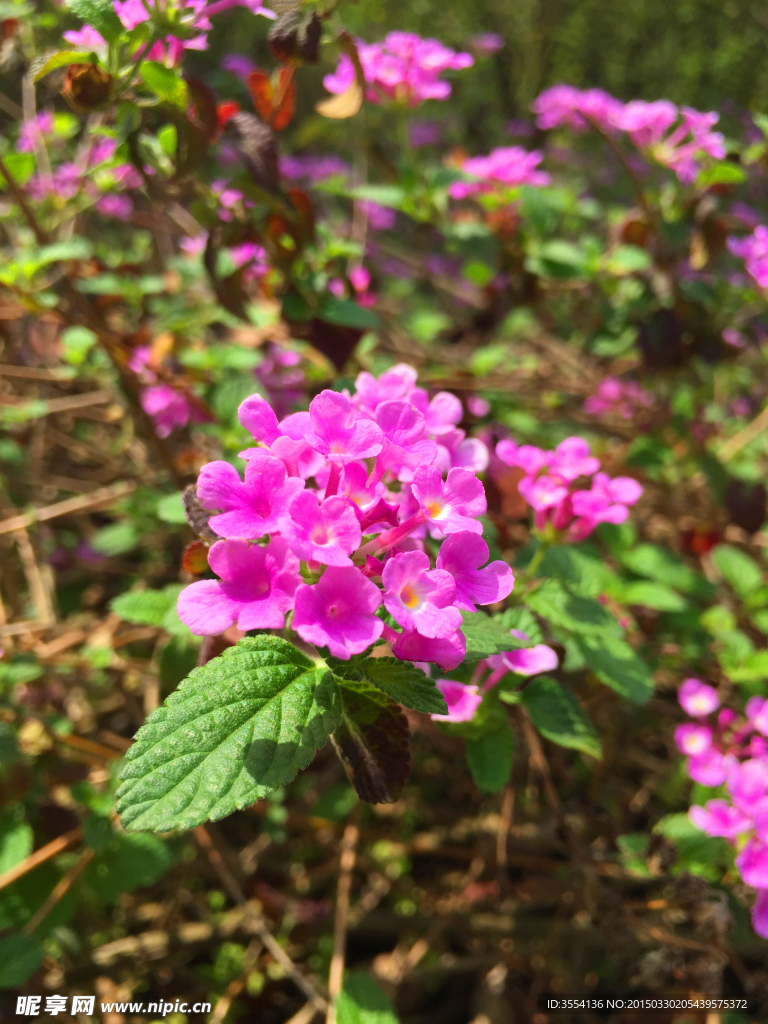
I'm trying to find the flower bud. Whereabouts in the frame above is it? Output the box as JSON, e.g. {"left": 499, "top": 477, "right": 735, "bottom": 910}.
{"left": 62, "top": 63, "right": 112, "bottom": 111}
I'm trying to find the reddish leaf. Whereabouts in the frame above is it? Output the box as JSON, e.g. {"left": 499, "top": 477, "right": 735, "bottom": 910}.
{"left": 216, "top": 100, "right": 240, "bottom": 131}
{"left": 270, "top": 66, "right": 296, "bottom": 131}
{"left": 247, "top": 70, "right": 274, "bottom": 121}
{"left": 182, "top": 540, "right": 210, "bottom": 576}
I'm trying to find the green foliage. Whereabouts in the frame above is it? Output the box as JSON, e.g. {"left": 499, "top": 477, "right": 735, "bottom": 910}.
{"left": 140, "top": 63, "right": 189, "bottom": 107}
{"left": 336, "top": 972, "right": 400, "bottom": 1024}
{"left": 0, "top": 934, "right": 43, "bottom": 988}
{"left": 116, "top": 637, "right": 341, "bottom": 831}
{"left": 521, "top": 676, "right": 601, "bottom": 758}
{"left": 0, "top": 819, "right": 33, "bottom": 875}
{"left": 460, "top": 609, "right": 527, "bottom": 663}
{"left": 66, "top": 0, "right": 122, "bottom": 40}
{"left": 572, "top": 636, "right": 654, "bottom": 704}
{"left": 524, "top": 579, "right": 621, "bottom": 638}
{"left": 711, "top": 544, "right": 764, "bottom": 597}
{"left": 330, "top": 655, "right": 448, "bottom": 715}
{"left": 465, "top": 720, "right": 514, "bottom": 793}
{"left": 111, "top": 585, "right": 192, "bottom": 638}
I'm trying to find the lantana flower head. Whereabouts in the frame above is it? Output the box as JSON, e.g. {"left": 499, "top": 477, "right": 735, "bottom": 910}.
{"left": 449, "top": 145, "right": 550, "bottom": 200}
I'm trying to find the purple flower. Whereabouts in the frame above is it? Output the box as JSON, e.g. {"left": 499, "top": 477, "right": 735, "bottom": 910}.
{"left": 283, "top": 492, "right": 361, "bottom": 566}
{"left": 747, "top": 697, "right": 768, "bottom": 736}
{"left": 279, "top": 154, "right": 350, "bottom": 184}
{"left": 96, "top": 194, "right": 133, "bottom": 220}
{"left": 238, "top": 393, "right": 281, "bottom": 445}
{"left": 499, "top": 645, "right": 558, "bottom": 676}
{"left": 435, "top": 532, "right": 514, "bottom": 611}
{"left": 686, "top": 749, "right": 734, "bottom": 787}
{"left": 674, "top": 723, "right": 713, "bottom": 756}
{"left": 430, "top": 680, "right": 482, "bottom": 722}
{"left": 678, "top": 678, "right": 720, "bottom": 717}
{"left": 532, "top": 84, "right": 625, "bottom": 134}
{"left": 411, "top": 465, "right": 486, "bottom": 535}
{"left": 689, "top": 800, "right": 752, "bottom": 838}
{"left": 293, "top": 567, "right": 383, "bottom": 659}
{"left": 354, "top": 364, "right": 418, "bottom": 413}
{"left": 17, "top": 112, "right": 56, "bottom": 153}
{"left": 382, "top": 550, "right": 462, "bottom": 639}
{"left": 197, "top": 451, "right": 304, "bottom": 539}
{"left": 727, "top": 759, "right": 768, "bottom": 811}
{"left": 736, "top": 839, "right": 768, "bottom": 889}
{"left": 518, "top": 474, "right": 569, "bottom": 512}
{"left": 393, "top": 627, "right": 466, "bottom": 671}
{"left": 222, "top": 53, "right": 256, "bottom": 80}
{"left": 752, "top": 890, "right": 768, "bottom": 938}
{"left": 177, "top": 538, "right": 300, "bottom": 634}
{"left": 359, "top": 200, "right": 396, "bottom": 231}
{"left": 306, "top": 390, "right": 383, "bottom": 465}
{"left": 730, "top": 225, "right": 768, "bottom": 289}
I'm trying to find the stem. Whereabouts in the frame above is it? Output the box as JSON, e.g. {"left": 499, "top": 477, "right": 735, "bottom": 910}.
{"left": 356, "top": 509, "right": 427, "bottom": 558}
{"left": 380, "top": 624, "right": 400, "bottom": 645}
{"left": 520, "top": 540, "right": 547, "bottom": 584}
{"left": 325, "top": 462, "right": 342, "bottom": 497}
{"left": 0, "top": 151, "right": 49, "bottom": 245}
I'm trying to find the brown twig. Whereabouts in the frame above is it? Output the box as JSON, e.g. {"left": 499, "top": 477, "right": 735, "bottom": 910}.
{"left": 0, "top": 827, "right": 83, "bottom": 893}
{"left": 0, "top": 389, "right": 113, "bottom": 414}
{"left": 496, "top": 786, "right": 515, "bottom": 870}
{"left": 23, "top": 847, "right": 94, "bottom": 935}
{"left": 326, "top": 822, "right": 360, "bottom": 1024}
{"left": 0, "top": 364, "right": 74, "bottom": 381}
{"left": 193, "top": 825, "right": 329, "bottom": 1014}
{"left": 519, "top": 709, "right": 560, "bottom": 812}
{"left": 0, "top": 481, "right": 136, "bottom": 536}
{"left": 718, "top": 403, "right": 768, "bottom": 462}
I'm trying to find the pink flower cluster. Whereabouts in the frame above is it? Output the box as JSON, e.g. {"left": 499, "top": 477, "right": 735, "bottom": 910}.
{"left": 431, "top": 629, "right": 558, "bottom": 723}
{"left": 323, "top": 31, "right": 473, "bottom": 108}
{"left": 728, "top": 225, "right": 768, "bottom": 290}
{"left": 449, "top": 146, "right": 551, "bottom": 200}
{"left": 496, "top": 436, "right": 642, "bottom": 540}
{"left": 532, "top": 86, "right": 725, "bottom": 184}
{"left": 128, "top": 346, "right": 203, "bottom": 438}
{"left": 26, "top": 136, "right": 141, "bottom": 218}
{"left": 675, "top": 679, "right": 768, "bottom": 938}
{"left": 583, "top": 377, "right": 655, "bottom": 420}
{"left": 177, "top": 365, "right": 514, "bottom": 668}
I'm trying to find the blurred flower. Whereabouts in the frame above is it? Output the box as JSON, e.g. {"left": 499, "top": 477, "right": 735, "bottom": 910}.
{"left": 449, "top": 146, "right": 550, "bottom": 199}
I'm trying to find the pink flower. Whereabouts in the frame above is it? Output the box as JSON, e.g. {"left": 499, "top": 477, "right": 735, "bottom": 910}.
{"left": 374, "top": 400, "right": 437, "bottom": 475}
{"left": 17, "top": 112, "right": 56, "bottom": 154}
{"left": 359, "top": 200, "right": 396, "bottom": 231}
{"left": 689, "top": 800, "right": 752, "bottom": 838}
{"left": 736, "top": 839, "right": 768, "bottom": 889}
{"left": 382, "top": 550, "right": 462, "bottom": 639}
{"left": 63, "top": 24, "right": 106, "bottom": 47}
{"left": 686, "top": 748, "right": 734, "bottom": 787}
{"left": 196, "top": 451, "right": 304, "bottom": 539}
{"left": 430, "top": 680, "right": 482, "bottom": 722}
{"left": 114, "top": 0, "right": 150, "bottom": 30}
{"left": 238, "top": 393, "right": 281, "bottom": 445}
{"left": 96, "top": 194, "right": 133, "bottom": 220}
{"left": 435, "top": 532, "right": 514, "bottom": 611}
{"left": 411, "top": 390, "right": 463, "bottom": 436}
{"left": 411, "top": 465, "right": 486, "bottom": 535}
{"left": 393, "top": 627, "right": 466, "bottom": 671}
{"left": 293, "top": 567, "right": 383, "bottom": 659}
{"left": 449, "top": 145, "right": 550, "bottom": 199}
{"left": 678, "top": 678, "right": 720, "bottom": 717}
{"left": 747, "top": 697, "right": 768, "bottom": 736}
{"left": 222, "top": 53, "right": 256, "bottom": 79}
{"left": 674, "top": 723, "right": 713, "bottom": 756}
{"left": 354, "top": 364, "right": 418, "bottom": 413}
{"left": 727, "top": 759, "right": 768, "bottom": 811}
{"left": 324, "top": 32, "right": 473, "bottom": 108}
{"left": 467, "top": 396, "right": 490, "bottom": 417}
{"left": 177, "top": 538, "right": 300, "bottom": 634}
{"left": 282, "top": 492, "right": 361, "bottom": 566}
{"left": 532, "top": 84, "right": 625, "bottom": 134}
{"left": 501, "top": 645, "right": 558, "bottom": 676}
{"left": 518, "top": 474, "right": 569, "bottom": 512}
{"left": 549, "top": 437, "right": 600, "bottom": 482}
{"left": 471, "top": 33, "right": 503, "bottom": 55}
{"left": 752, "top": 890, "right": 768, "bottom": 938}
{"left": 729, "top": 225, "right": 768, "bottom": 289}
{"left": 496, "top": 440, "right": 550, "bottom": 475}
{"left": 306, "top": 390, "right": 383, "bottom": 464}
{"left": 140, "top": 384, "right": 195, "bottom": 437}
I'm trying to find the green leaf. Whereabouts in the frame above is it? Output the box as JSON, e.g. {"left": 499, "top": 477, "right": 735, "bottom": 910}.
{"left": 620, "top": 581, "right": 688, "bottom": 612}
{"left": 140, "top": 62, "right": 189, "bottom": 107}
{"left": 321, "top": 295, "right": 380, "bottom": 331}
{"left": 332, "top": 678, "right": 410, "bottom": 804}
{"left": 711, "top": 544, "right": 763, "bottom": 598}
{"left": 725, "top": 649, "right": 768, "bottom": 683}
{"left": 66, "top": 0, "right": 123, "bottom": 41}
{"left": 336, "top": 972, "right": 400, "bottom": 1024}
{"left": 465, "top": 721, "right": 514, "bottom": 793}
{"left": 85, "top": 832, "right": 175, "bottom": 901}
{"left": 0, "top": 152, "right": 35, "bottom": 187}
{"left": 349, "top": 184, "right": 406, "bottom": 208}
{"left": 156, "top": 491, "right": 188, "bottom": 524}
{"left": 33, "top": 51, "right": 94, "bottom": 82}
{"left": 116, "top": 637, "right": 341, "bottom": 831}
{"left": 572, "top": 636, "right": 654, "bottom": 704}
{"left": 521, "top": 676, "right": 601, "bottom": 758}
{"left": 91, "top": 521, "right": 138, "bottom": 556}
{"left": 461, "top": 610, "right": 527, "bottom": 664}
{"left": 0, "top": 820, "right": 33, "bottom": 875}
{"left": 159, "top": 637, "right": 200, "bottom": 690}
{"left": 111, "top": 587, "right": 176, "bottom": 627}
{"left": 329, "top": 656, "right": 447, "bottom": 715}
{"left": 619, "top": 543, "right": 711, "bottom": 597}
{"left": 0, "top": 934, "right": 43, "bottom": 987}
{"left": 538, "top": 544, "right": 615, "bottom": 597}
{"left": 525, "top": 579, "right": 621, "bottom": 638}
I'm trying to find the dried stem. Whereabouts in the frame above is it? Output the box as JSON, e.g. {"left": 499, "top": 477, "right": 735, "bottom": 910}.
{"left": 0, "top": 827, "right": 83, "bottom": 893}
{"left": 23, "top": 847, "right": 94, "bottom": 935}
{"left": 326, "top": 821, "right": 360, "bottom": 1024}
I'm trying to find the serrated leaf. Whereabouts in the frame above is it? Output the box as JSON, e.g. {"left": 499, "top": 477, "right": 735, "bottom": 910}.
{"left": 465, "top": 721, "right": 514, "bottom": 793}
{"left": 711, "top": 544, "right": 763, "bottom": 598}
{"left": 0, "top": 933, "right": 43, "bottom": 987}
{"left": 620, "top": 581, "right": 688, "bottom": 612}
{"left": 573, "top": 636, "right": 654, "bottom": 704}
{"left": 521, "top": 676, "right": 601, "bottom": 758}
{"left": 33, "top": 51, "right": 93, "bottom": 82}
{"left": 461, "top": 610, "right": 528, "bottom": 664}
{"left": 66, "top": 0, "right": 123, "bottom": 42}
{"left": 332, "top": 678, "right": 410, "bottom": 804}
{"left": 525, "top": 579, "right": 622, "bottom": 638}
{"left": 539, "top": 544, "right": 615, "bottom": 597}
{"left": 329, "top": 656, "right": 447, "bottom": 715}
{"left": 117, "top": 637, "right": 340, "bottom": 831}
{"left": 336, "top": 972, "right": 400, "bottom": 1024}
